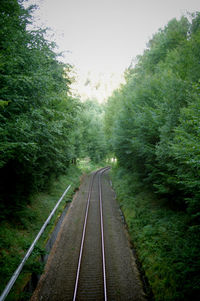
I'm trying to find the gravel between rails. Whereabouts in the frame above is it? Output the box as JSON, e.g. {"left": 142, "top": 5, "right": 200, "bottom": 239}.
{"left": 31, "top": 170, "right": 146, "bottom": 301}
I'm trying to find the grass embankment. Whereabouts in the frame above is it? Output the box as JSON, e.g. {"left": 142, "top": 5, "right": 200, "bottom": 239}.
{"left": 0, "top": 165, "right": 82, "bottom": 300}
{"left": 110, "top": 166, "right": 200, "bottom": 301}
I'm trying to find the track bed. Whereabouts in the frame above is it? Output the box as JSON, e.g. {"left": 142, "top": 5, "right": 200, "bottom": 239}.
{"left": 31, "top": 169, "right": 146, "bottom": 301}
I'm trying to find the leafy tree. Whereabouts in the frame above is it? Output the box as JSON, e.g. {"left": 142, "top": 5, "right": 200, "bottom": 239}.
{"left": 104, "top": 12, "right": 200, "bottom": 300}
{"left": 169, "top": 86, "right": 200, "bottom": 217}
{"left": 78, "top": 99, "right": 107, "bottom": 163}
{"left": 104, "top": 13, "right": 200, "bottom": 213}
{"left": 0, "top": 0, "right": 81, "bottom": 217}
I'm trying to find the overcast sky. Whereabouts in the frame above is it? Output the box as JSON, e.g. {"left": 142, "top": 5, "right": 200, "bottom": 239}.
{"left": 25, "top": 0, "right": 200, "bottom": 100}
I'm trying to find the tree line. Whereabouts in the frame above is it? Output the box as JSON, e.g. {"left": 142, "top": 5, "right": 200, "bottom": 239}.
{"left": 104, "top": 14, "right": 200, "bottom": 299}
{"left": 0, "top": 0, "right": 107, "bottom": 218}
{"left": 105, "top": 13, "right": 200, "bottom": 220}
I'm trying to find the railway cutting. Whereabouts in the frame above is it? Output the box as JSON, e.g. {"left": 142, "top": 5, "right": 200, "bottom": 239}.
{"left": 31, "top": 168, "right": 146, "bottom": 301}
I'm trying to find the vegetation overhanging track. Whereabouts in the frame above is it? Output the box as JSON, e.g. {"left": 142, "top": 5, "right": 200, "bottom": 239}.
{"left": 73, "top": 167, "right": 110, "bottom": 301}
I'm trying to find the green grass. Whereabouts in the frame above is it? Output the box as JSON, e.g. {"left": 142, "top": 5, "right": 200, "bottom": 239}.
{"left": 0, "top": 165, "right": 82, "bottom": 300}
{"left": 110, "top": 166, "right": 200, "bottom": 301}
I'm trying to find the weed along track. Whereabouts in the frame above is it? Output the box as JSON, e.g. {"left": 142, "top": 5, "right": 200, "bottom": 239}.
{"left": 31, "top": 168, "right": 146, "bottom": 301}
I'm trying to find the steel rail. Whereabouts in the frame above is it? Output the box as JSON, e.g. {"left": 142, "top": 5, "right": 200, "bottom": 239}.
{"left": 72, "top": 170, "right": 96, "bottom": 301}
{"left": 98, "top": 167, "right": 110, "bottom": 301}
{"left": 72, "top": 167, "right": 110, "bottom": 301}
{"left": 0, "top": 184, "right": 71, "bottom": 301}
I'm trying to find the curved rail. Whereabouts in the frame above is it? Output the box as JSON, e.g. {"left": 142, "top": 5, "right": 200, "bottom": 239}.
{"left": 73, "top": 167, "right": 110, "bottom": 301}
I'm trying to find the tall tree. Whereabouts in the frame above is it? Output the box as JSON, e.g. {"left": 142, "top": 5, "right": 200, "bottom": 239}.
{"left": 0, "top": 0, "right": 81, "bottom": 216}
{"left": 104, "top": 13, "right": 200, "bottom": 213}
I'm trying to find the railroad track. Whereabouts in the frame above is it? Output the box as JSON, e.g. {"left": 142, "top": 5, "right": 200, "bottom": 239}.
{"left": 73, "top": 167, "right": 110, "bottom": 301}
{"left": 31, "top": 167, "right": 145, "bottom": 301}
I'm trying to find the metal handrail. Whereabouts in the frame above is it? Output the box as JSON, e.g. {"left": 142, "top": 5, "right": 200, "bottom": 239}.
{"left": 0, "top": 184, "right": 71, "bottom": 301}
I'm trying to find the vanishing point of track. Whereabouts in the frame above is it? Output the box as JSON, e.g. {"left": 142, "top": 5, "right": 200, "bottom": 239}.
{"left": 73, "top": 167, "right": 110, "bottom": 301}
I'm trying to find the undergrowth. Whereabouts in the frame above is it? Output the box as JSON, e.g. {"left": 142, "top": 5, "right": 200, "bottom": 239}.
{"left": 0, "top": 165, "right": 81, "bottom": 300}
{"left": 110, "top": 166, "right": 200, "bottom": 301}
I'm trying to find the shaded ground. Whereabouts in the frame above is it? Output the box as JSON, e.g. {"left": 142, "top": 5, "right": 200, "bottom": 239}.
{"left": 31, "top": 170, "right": 146, "bottom": 300}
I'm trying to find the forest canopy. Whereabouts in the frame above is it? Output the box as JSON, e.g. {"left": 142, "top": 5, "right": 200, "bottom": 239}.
{"left": 104, "top": 12, "right": 200, "bottom": 300}
{"left": 105, "top": 13, "right": 200, "bottom": 218}
{"left": 0, "top": 0, "right": 83, "bottom": 217}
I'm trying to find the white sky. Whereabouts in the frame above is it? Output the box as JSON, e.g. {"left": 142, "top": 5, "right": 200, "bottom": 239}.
{"left": 25, "top": 0, "right": 200, "bottom": 101}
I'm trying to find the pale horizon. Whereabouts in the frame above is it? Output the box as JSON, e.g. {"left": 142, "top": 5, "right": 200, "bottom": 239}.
{"left": 25, "top": 0, "right": 200, "bottom": 101}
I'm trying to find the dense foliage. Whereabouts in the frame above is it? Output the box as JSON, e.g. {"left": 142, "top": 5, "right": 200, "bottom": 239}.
{"left": 77, "top": 99, "right": 107, "bottom": 162}
{"left": 105, "top": 13, "right": 200, "bottom": 300}
{"left": 111, "top": 167, "right": 200, "bottom": 301}
{"left": 0, "top": 0, "right": 81, "bottom": 217}
{"left": 105, "top": 13, "right": 200, "bottom": 217}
